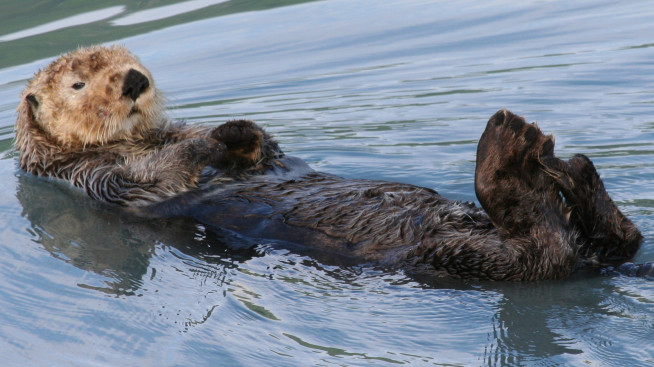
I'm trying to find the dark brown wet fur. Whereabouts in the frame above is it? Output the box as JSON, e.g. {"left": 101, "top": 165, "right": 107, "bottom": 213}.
{"left": 143, "top": 110, "right": 642, "bottom": 281}
{"left": 541, "top": 153, "right": 642, "bottom": 264}
{"left": 16, "top": 47, "right": 642, "bottom": 281}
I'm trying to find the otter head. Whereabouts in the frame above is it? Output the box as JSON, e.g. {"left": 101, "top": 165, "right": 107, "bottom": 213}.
{"left": 16, "top": 45, "right": 164, "bottom": 149}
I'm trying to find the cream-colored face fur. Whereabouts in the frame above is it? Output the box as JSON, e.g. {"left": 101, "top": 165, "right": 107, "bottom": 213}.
{"left": 21, "top": 45, "right": 163, "bottom": 147}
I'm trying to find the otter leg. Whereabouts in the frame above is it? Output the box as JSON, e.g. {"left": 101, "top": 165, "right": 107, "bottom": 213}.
{"left": 541, "top": 154, "right": 642, "bottom": 263}
{"left": 474, "top": 109, "right": 577, "bottom": 279}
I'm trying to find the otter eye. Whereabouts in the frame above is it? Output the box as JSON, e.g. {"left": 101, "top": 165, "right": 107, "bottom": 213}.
{"left": 72, "top": 82, "right": 85, "bottom": 90}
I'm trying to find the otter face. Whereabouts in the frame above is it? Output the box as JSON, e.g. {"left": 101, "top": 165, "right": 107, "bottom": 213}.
{"left": 19, "top": 45, "right": 163, "bottom": 147}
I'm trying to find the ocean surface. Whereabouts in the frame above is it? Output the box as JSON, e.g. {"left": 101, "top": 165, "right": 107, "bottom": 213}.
{"left": 0, "top": 0, "right": 653, "bottom": 366}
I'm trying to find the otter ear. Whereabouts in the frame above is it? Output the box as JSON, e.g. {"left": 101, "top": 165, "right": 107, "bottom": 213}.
{"left": 16, "top": 93, "right": 41, "bottom": 135}
{"left": 17, "top": 93, "right": 40, "bottom": 130}
{"left": 25, "top": 93, "right": 39, "bottom": 112}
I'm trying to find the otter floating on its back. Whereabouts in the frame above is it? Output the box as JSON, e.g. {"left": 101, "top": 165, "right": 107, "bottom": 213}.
{"left": 14, "top": 45, "right": 649, "bottom": 281}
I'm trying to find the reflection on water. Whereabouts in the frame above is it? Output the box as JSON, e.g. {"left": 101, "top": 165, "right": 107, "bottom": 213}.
{"left": 16, "top": 174, "right": 261, "bottom": 296}
{"left": 1, "top": 0, "right": 654, "bottom": 366}
{"left": 0, "top": 6, "right": 125, "bottom": 42}
{"left": 112, "top": 0, "right": 231, "bottom": 26}
{"left": 0, "top": 0, "right": 320, "bottom": 68}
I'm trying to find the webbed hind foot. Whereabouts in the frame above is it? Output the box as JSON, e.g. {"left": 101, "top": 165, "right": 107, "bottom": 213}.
{"left": 475, "top": 109, "right": 564, "bottom": 234}
{"left": 541, "top": 153, "right": 642, "bottom": 262}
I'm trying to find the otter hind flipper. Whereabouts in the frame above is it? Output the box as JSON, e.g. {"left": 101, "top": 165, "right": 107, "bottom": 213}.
{"left": 475, "top": 109, "right": 563, "bottom": 234}
{"left": 541, "top": 153, "right": 642, "bottom": 263}
{"left": 473, "top": 109, "right": 577, "bottom": 279}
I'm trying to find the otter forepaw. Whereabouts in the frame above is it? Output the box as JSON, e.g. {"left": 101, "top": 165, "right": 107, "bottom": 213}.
{"left": 208, "top": 120, "right": 266, "bottom": 169}
{"left": 211, "top": 119, "right": 263, "bottom": 153}
{"left": 180, "top": 138, "right": 226, "bottom": 167}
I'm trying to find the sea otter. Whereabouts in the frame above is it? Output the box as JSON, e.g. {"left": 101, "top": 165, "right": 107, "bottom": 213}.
{"left": 14, "top": 45, "right": 650, "bottom": 281}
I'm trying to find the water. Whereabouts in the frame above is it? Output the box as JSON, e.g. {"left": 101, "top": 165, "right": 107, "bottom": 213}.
{"left": 1, "top": 0, "right": 653, "bottom": 366}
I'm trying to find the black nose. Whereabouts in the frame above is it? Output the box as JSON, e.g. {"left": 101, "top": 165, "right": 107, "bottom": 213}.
{"left": 122, "top": 69, "right": 150, "bottom": 101}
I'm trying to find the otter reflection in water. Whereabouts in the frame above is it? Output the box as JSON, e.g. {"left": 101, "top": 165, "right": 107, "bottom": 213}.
{"left": 15, "top": 174, "right": 263, "bottom": 296}
{"left": 14, "top": 45, "right": 651, "bottom": 281}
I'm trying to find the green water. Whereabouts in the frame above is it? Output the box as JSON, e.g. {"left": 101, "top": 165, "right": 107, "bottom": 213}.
{"left": 0, "top": 1, "right": 653, "bottom": 366}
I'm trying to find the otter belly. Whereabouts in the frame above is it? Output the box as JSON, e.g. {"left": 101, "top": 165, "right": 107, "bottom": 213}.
{"left": 143, "top": 159, "right": 495, "bottom": 270}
